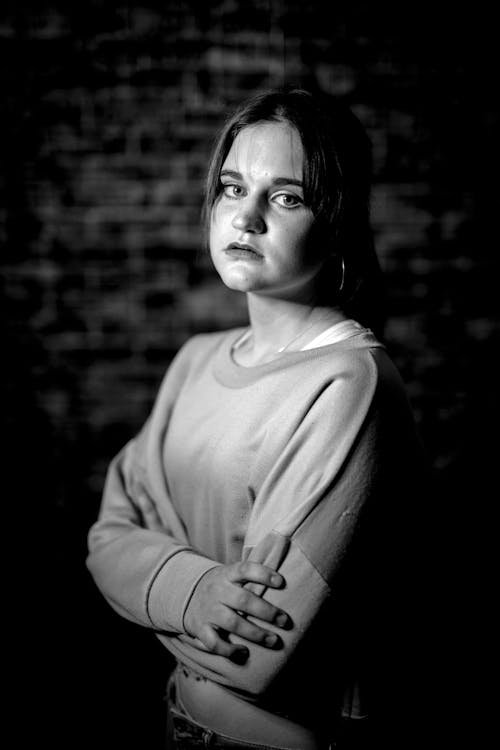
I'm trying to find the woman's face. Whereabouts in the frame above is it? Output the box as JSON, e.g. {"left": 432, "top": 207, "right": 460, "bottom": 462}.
{"left": 209, "top": 121, "right": 328, "bottom": 301}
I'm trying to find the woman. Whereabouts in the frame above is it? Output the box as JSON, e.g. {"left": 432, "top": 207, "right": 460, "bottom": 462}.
{"left": 87, "top": 88, "right": 424, "bottom": 749}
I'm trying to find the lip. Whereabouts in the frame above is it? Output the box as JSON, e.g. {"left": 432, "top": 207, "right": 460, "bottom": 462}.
{"left": 224, "top": 242, "right": 263, "bottom": 259}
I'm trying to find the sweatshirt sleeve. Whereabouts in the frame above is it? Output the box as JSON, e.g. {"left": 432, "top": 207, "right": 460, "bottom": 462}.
{"left": 161, "top": 350, "right": 405, "bottom": 696}
{"left": 86, "top": 339, "right": 220, "bottom": 634}
{"left": 236, "top": 349, "right": 420, "bottom": 698}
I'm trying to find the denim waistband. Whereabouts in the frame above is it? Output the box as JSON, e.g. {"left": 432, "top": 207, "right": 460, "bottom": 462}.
{"left": 170, "top": 665, "right": 331, "bottom": 750}
{"left": 166, "top": 670, "right": 333, "bottom": 750}
{"left": 167, "top": 704, "right": 371, "bottom": 750}
{"left": 168, "top": 704, "right": 307, "bottom": 750}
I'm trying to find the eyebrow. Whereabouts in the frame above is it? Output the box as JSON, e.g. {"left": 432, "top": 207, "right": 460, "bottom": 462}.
{"left": 220, "top": 169, "right": 303, "bottom": 189}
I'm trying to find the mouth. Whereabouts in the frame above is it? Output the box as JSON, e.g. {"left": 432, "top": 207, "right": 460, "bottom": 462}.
{"left": 224, "top": 242, "right": 263, "bottom": 259}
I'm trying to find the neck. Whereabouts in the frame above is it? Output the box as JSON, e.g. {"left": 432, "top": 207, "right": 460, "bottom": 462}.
{"left": 237, "top": 293, "right": 346, "bottom": 366}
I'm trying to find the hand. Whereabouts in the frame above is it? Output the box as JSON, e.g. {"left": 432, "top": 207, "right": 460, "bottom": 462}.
{"left": 184, "top": 562, "right": 293, "bottom": 664}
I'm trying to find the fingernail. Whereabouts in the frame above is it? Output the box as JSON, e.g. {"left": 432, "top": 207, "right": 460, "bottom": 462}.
{"left": 231, "top": 647, "right": 249, "bottom": 665}
{"left": 270, "top": 574, "right": 282, "bottom": 586}
{"left": 275, "top": 613, "right": 291, "bottom": 629}
{"left": 264, "top": 634, "right": 280, "bottom": 648}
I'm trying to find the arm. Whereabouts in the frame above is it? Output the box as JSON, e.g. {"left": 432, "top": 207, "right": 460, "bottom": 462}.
{"left": 86, "top": 339, "right": 221, "bottom": 632}
{"left": 88, "top": 436, "right": 291, "bottom": 648}
{"left": 87, "top": 336, "right": 291, "bottom": 647}
{"left": 168, "top": 349, "right": 419, "bottom": 697}
{"left": 166, "top": 419, "right": 379, "bottom": 693}
{"left": 86, "top": 430, "right": 220, "bottom": 632}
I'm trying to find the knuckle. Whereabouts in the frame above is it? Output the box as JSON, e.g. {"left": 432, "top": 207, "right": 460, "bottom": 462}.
{"left": 235, "top": 561, "right": 247, "bottom": 579}
{"left": 221, "top": 610, "right": 238, "bottom": 631}
{"left": 256, "top": 627, "right": 270, "bottom": 644}
{"left": 246, "top": 562, "right": 259, "bottom": 579}
{"left": 257, "top": 601, "right": 276, "bottom": 622}
{"left": 201, "top": 625, "right": 217, "bottom": 651}
{"left": 236, "top": 589, "right": 251, "bottom": 609}
{"left": 244, "top": 622, "right": 262, "bottom": 641}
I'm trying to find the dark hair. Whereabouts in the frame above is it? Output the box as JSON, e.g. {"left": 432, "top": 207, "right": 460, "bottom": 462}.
{"left": 203, "top": 87, "right": 385, "bottom": 336}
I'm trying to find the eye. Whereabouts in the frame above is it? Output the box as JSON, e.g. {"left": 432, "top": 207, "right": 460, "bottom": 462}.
{"left": 221, "top": 183, "right": 246, "bottom": 199}
{"left": 273, "top": 192, "right": 303, "bottom": 209}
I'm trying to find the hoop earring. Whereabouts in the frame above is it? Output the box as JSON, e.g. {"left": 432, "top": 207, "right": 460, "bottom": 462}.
{"left": 338, "top": 256, "right": 345, "bottom": 294}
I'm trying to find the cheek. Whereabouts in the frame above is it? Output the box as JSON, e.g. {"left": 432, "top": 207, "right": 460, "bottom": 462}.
{"left": 209, "top": 208, "right": 222, "bottom": 244}
{"left": 209, "top": 202, "right": 230, "bottom": 240}
{"left": 286, "top": 220, "right": 317, "bottom": 263}
{"left": 208, "top": 221, "right": 219, "bottom": 264}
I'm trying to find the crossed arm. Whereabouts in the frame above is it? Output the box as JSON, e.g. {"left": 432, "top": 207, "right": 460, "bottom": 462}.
{"left": 87, "top": 345, "right": 383, "bottom": 693}
{"left": 135, "top": 491, "right": 292, "bottom": 664}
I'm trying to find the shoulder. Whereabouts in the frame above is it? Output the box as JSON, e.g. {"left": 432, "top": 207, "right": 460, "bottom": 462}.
{"left": 136, "top": 328, "right": 243, "bottom": 451}
{"left": 260, "top": 345, "right": 384, "bottom": 449}
{"left": 304, "top": 339, "right": 382, "bottom": 402}
{"left": 320, "top": 335, "right": 410, "bottom": 406}
{"left": 178, "top": 328, "right": 238, "bottom": 355}
{"left": 290, "top": 339, "right": 413, "bottom": 435}
{"left": 155, "top": 327, "right": 243, "bottom": 394}
{"left": 172, "top": 328, "right": 242, "bottom": 371}
{"left": 318, "top": 343, "right": 419, "bottom": 457}
{"left": 320, "top": 347, "right": 380, "bottom": 430}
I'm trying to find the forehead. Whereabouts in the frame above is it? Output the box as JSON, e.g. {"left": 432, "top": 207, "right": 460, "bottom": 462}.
{"left": 222, "top": 121, "right": 304, "bottom": 180}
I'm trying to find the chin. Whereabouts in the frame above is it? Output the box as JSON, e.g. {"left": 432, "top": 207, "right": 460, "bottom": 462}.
{"left": 221, "top": 278, "right": 257, "bottom": 294}
{"left": 216, "top": 266, "right": 260, "bottom": 293}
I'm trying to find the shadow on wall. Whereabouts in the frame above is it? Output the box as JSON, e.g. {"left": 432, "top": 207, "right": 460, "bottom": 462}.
{"left": 3, "top": 305, "right": 174, "bottom": 750}
{"left": 430, "top": 333, "right": 498, "bottom": 717}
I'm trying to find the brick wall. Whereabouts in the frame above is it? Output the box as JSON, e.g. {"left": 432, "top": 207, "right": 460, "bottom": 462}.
{"left": 2, "top": 1, "right": 498, "bottom": 746}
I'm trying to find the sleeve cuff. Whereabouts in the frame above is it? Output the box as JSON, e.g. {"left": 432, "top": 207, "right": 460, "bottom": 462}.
{"left": 147, "top": 550, "right": 219, "bottom": 633}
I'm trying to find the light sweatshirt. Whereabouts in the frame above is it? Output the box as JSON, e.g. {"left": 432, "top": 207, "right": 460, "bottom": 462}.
{"left": 87, "top": 326, "right": 423, "bottom": 726}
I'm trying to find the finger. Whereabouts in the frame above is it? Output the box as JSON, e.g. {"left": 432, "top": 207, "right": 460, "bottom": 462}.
{"left": 197, "top": 624, "right": 250, "bottom": 664}
{"left": 228, "top": 561, "right": 284, "bottom": 589}
{"left": 225, "top": 587, "right": 293, "bottom": 630}
{"left": 218, "top": 606, "right": 283, "bottom": 649}
{"left": 177, "top": 633, "right": 212, "bottom": 652}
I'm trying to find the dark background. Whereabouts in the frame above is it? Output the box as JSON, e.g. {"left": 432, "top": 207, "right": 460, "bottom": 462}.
{"left": 2, "top": 1, "right": 498, "bottom": 747}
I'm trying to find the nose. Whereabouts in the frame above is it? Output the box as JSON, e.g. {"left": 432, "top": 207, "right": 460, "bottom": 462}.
{"left": 231, "top": 198, "right": 265, "bottom": 234}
